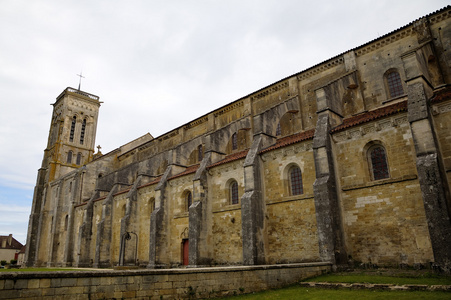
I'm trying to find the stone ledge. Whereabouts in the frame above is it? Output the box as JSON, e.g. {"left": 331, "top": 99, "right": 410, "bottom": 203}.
{"left": 299, "top": 282, "right": 451, "bottom": 291}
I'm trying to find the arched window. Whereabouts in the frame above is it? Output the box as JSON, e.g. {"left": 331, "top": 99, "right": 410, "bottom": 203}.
{"left": 80, "top": 119, "right": 86, "bottom": 144}
{"left": 369, "top": 145, "right": 389, "bottom": 180}
{"left": 76, "top": 152, "right": 82, "bottom": 165}
{"left": 386, "top": 70, "right": 404, "bottom": 98}
{"left": 276, "top": 123, "right": 281, "bottom": 136}
{"left": 67, "top": 151, "right": 73, "bottom": 164}
{"left": 232, "top": 132, "right": 238, "bottom": 150}
{"left": 198, "top": 144, "right": 203, "bottom": 162}
{"left": 69, "top": 116, "right": 76, "bottom": 142}
{"left": 289, "top": 166, "right": 303, "bottom": 195}
{"left": 185, "top": 191, "right": 192, "bottom": 211}
{"left": 230, "top": 180, "right": 239, "bottom": 205}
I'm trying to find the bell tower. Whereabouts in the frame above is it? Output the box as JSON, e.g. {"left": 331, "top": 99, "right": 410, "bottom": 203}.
{"left": 45, "top": 87, "right": 101, "bottom": 181}
{"left": 25, "top": 87, "right": 101, "bottom": 267}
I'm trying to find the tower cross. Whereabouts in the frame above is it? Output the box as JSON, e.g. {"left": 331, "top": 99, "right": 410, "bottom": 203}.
{"left": 76, "top": 72, "right": 85, "bottom": 91}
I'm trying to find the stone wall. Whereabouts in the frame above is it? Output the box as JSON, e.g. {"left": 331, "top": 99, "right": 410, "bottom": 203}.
{"left": 0, "top": 263, "right": 330, "bottom": 299}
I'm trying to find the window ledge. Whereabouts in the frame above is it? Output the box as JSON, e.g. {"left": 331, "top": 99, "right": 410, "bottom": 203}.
{"left": 342, "top": 174, "right": 417, "bottom": 191}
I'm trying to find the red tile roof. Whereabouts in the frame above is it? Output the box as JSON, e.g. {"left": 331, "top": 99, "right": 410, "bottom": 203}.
{"left": 331, "top": 100, "right": 407, "bottom": 133}
{"left": 139, "top": 175, "right": 163, "bottom": 189}
{"left": 260, "top": 129, "right": 315, "bottom": 153}
{"left": 430, "top": 86, "right": 451, "bottom": 104}
{"left": 169, "top": 164, "right": 200, "bottom": 180}
{"left": 208, "top": 150, "right": 249, "bottom": 168}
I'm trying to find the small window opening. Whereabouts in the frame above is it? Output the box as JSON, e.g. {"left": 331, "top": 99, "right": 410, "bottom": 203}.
{"left": 232, "top": 133, "right": 238, "bottom": 150}
{"left": 67, "top": 151, "right": 73, "bottom": 164}
{"left": 80, "top": 119, "right": 86, "bottom": 144}
{"left": 186, "top": 191, "right": 192, "bottom": 211}
{"left": 230, "top": 181, "right": 239, "bottom": 205}
{"left": 69, "top": 116, "right": 76, "bottom": 142}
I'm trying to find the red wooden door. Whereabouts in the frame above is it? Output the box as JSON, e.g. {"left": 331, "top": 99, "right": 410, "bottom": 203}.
{"left": 183, "top": 239, "right": 189, "bottom": 266}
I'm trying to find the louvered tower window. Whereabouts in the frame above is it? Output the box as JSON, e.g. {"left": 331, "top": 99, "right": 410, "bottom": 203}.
{"left": 69, "top": 116, "right": 76, "bottom": 142}
{"left": 80, "top": 119, "right": 86, "bottom": 144}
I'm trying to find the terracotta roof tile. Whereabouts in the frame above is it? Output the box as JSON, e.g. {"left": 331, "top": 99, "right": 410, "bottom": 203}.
{"left": 208, "top": 150, "right": 249, "bottom": 168}
{"left": 430, "top": 86, "right": 451, "bottom": 104}
{"left": 331, "top": 100, "right": 407, "bottom": 133}
{"left": 260, "top": 129, "right": 315, "bottom": 154}
{"left": 139, "top": 175, "right": 163, "bottom": 188}
{"left": 169, "top": 164, "right": 200, "bottom": 180}
{"left": 114, "top": 187, "right": 132, "bottom": 196}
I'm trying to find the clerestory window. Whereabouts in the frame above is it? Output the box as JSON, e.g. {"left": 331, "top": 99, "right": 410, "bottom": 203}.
{"left": 386, "top": 70, "right": 404, "bottom": 98}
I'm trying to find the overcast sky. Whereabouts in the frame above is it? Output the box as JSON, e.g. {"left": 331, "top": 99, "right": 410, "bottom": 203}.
{"left": 0, "top": 1, "right": 448, "bottom": 244}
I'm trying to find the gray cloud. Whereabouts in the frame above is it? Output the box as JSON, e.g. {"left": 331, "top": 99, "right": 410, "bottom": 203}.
{"left": 0, "top": 0, "right": 448, "bottom": 243}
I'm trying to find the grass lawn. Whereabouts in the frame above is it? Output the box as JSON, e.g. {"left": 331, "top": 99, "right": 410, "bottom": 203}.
{"left": 222, "top": 285, "right": 450, "bottom": 300}
{"left": 303, "top": 271, "right": 451, "bottom": 286}
{"left": 0, "top": 268, "right": 90, "bottom": 272}
{"left": 222, "top": 270, "right": 451, "bottom": 299}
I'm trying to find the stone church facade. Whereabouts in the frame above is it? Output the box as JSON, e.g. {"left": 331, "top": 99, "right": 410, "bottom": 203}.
{"left": 26, "top": 7, "right": 451, "bottom": 271}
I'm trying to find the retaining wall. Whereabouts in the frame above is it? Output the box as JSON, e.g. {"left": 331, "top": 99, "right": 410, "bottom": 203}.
{"left": 0, "top": 262, "right": 330, "bottom": 299}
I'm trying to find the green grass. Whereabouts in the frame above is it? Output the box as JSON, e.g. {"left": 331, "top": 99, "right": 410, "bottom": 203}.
{"left": 303, "top": 272, "right": 451, "bottom": 286}
{"left": 222, "top": 271, "right": 451, "bottom": 299}
{"left": 0, "top": 267, "right": 89, "bottom": 272}
{"left": 222, "top": 285, "right": 450, "bottom": 300}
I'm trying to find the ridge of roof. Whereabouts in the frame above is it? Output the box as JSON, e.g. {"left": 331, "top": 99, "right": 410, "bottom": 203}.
{"left": 260, "top": 129, "right": 316, "bottom": 154}
{"left": 331, "top": 100, "right": 408, "bottom": 133}
{"left": 168, "top": 164, "right": 200, "bottom": 180}
{"left": 208, "top": 150, "right": 249, "bottom": 169}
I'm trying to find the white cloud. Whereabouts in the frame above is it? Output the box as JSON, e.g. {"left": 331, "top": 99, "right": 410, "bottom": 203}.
{"left": 0, "top": 0, "right": 448, "bottom": 244}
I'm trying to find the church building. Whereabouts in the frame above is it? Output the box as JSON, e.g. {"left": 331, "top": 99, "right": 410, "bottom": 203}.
{"left": 25, "top": 7, "right": 451, "bottom": 271}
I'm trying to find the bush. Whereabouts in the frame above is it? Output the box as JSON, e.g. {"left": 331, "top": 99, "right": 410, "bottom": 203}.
{"left": 10, "top": 259, "right": 17, "bottom": 265}
{"left": 0, "top": 260, "right": 6, "bottom": 266}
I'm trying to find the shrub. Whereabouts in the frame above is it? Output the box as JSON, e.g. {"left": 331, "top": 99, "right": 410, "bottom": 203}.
{"left": 0, "top": 260, "right": 6, "bottom": 266}
{"left": 10, "top": 259, "right": 17, "bottom": 265}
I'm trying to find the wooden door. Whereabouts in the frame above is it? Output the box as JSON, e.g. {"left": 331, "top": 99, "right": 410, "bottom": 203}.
{"left": 182, "top": 239, "right": 189, "bottom": 266}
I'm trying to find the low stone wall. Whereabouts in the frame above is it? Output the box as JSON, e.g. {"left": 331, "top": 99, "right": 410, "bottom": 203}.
{"left": 0, "top": 262, "right": 330, "bottom": 299}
